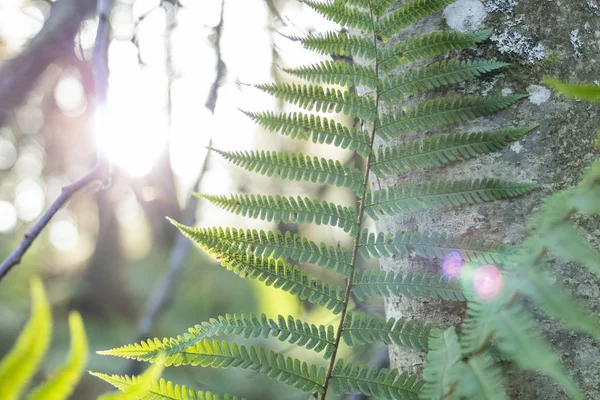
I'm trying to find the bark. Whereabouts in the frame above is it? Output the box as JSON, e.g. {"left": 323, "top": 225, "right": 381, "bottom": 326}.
{"left": 372, "top": 1, "right": 600, "bottom": 399}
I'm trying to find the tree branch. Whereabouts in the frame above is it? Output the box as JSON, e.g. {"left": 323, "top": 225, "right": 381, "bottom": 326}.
{"left": 0, "top": 0, "right": 112, "bottom": 283}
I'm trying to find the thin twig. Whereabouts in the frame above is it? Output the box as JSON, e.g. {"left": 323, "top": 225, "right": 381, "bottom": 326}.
{"left": 0, "top": 0, "right": 112, "bottom": 283}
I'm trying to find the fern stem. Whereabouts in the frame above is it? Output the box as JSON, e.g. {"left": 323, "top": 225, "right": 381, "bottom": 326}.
{"left": 319, "top": 2, "right": 381, "bottom": 398}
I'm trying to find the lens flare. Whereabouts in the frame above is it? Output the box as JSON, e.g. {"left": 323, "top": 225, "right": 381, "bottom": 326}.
{"left": 473, "top": 264, "right": 503, "bottom": 301}
{"left": 441, "top": 250, "right": 464, "bottom": 278}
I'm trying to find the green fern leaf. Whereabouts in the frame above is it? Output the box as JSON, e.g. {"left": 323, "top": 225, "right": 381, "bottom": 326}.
{"left": 256, "top": 83, "right": 377, "bottom": 121}
{"left": 172, "top": 224, "right": 352, "bottom": 276}
{"left": 330, "top": 359, "right": 424, "bottom": 400}
{"left": 351, "top": 270, "right": 465, "bottom": 301}
{"left": 196, "top": 193, "right": 358, "bottom": 234}
{"left": 295, "top": 31, "right": 376, "bottom": 59}
{"left": 544, "top": 77, "right": 600, "bottom": 102}
{"left": 0, "top": 278, "right": 52, "bottom": 400}
{"left": 93, "top": 375, "right": 243, "bottom": 400}
{"left": 100, "top": 313, "right": 336, "bottom": 362}
{"left": 303, "top": 1, "right": 373, "bottom": 31}
{"left": 378, "top": 29, "right": 492, "bottom": 72}
{"left": 493, "top": 304, "right": 581, "bottom": 400}
{"left": 377, "top": 95, "right": 527, "bottom": 141}
{"left": 420, "top": 327, "right": 462, "bottom": 400}
{"left": 342, "top": 312, "right": 440, "bottom": 351}
{"left": 342, "top": 0, "right": 395, "bottom": 16}
{"left": 543, "top": 223, "right": 600, "bottom": 278}
{"left": 104, "top": 339, "right": 325, "bottom": 393}
{"left": 371, "top": 126, "right": 535, "bottom": 177}
{"left": 358, "top": 229, "right": 515, "bottom": 264}
{"left": 375, "top": 0, "right": 456, "bottom": 40}
{"left": 364, "top": 179, "right": 536, "bottom": 221}
{"left": 243, "top": 111, "right": 372, "bottom": 157}
{"left": 210, "top": 147, "right": 365, "bottom": 196}
{"left": 454, "top": 353, "right": 507, "bottom": 400}
{"left": 283, "top": 60, "right": 378, "bottom": 88}
{"left": 460, "top": 300, "right": 505, "bottom": 355}
{"left": 26, "top": 312, "right": 88, "bottom": 400}
{"left": 380, "top": 60, "right": 509, "bottom": 101}
{"left": 93, "top": 361, "right": 165, "bottom": 400}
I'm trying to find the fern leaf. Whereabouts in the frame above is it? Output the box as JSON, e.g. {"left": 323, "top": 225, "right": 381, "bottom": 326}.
{"left": 196, "top": 193, "right": 358, "bottom": 234}
{"left": 93, "top": 361, "right": 165, "bottom": 400}
{"left": 543, "top": 223, "right": 600, "bottom": 279}
{"left": 342, "top": 312, "right": 440, "bottom": 351}
{"left": 544, "top": 77, "right": 600, "bottom": 102}
{"left": 377, "top": 95, "right": 527, "bottom": 141}
{"left": 100, "top": 313, "right": 337, "bottom": 362}
{"left": 420, "top": 327, "right": 461, "bottom": 400}
{"left": 378, "top": 30, "right": 492, "bottom": 72}
{"left": 210, "top": 148, "right": 365, "bottom": 196}
{"left": 358, "top": 229, "right": 515, "bottom": 265}
{"left": 493, "top": 304, "right": 581, "bottom": 400}
{"left": 454, "top": 353, "right": 507, "bottom": 400}
{"left": 342, "top": 0, "right": 395, "bottom": 16}
{"left": 371, "top": 126, "right": 535, "bottom": 177}
{"left": 92, "top": 375, "right": 243, "bottom": 400}
{"left": 104, "top": 339, "right": 325, "bottom": 393}
{"left": 460, "top": 300, "right": 505, "bottom": 355}
{"left": 351, "top": 270, "right": 465, "bottom": 301}
{"left": 243, "top": 111, "right": 372, "bottom": 157}
{"left": 380, "top": 60, "right": 509, "bottom": 101}
{"left": 364, "top": 179, "right": 536, "bottom": 221}
{"left": 256, "top": 83, "right": 377, "bottom": 121}
{"left": 330, "top": 359, "right": 424, "bottom": 400}
{"left": 283, "top": 60, "right": 378, "bottom": 88}
{"left": 26, "top": 312, "right": 88, "bottom": 400}
{"left": 296, "top": 31, "right": 376, "bottom": 59}
{"left": 375, "top": 0, "right": 456, "bottom": 40}
{"left": 303, "top": 1, "right": 373, "bottom": 31}
{"left": 0, "top": 278, "right": 52, "bottom": 400}
{"left": 173, "top": 224, "right": 352, "bottom": 277}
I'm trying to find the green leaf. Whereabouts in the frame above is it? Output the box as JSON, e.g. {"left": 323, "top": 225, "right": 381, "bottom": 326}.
{"left": 377, "top": 95, "right": 527, "bottom": 141}
{"left": 352, "top": 270, "right": 465, "bottom": 301}
{"left": 375, "top": 0, "right": 457, "bottom": 40}
{"left": 380, "top": 60, "right": 509, "bottom": 101}
{"left": 27, "top": 312, "right": 88, "bottom": 400}
{"left": 544, "top": 77, "right": 600, "bottom": 102}
{"left": 330, "top": 359, "right": 424, "bottom": 399}
{"left": 364, "top": 179, "right": 536, "bottom": 221}
{"left": 210, "top": 147, "right": 365, "bottom": 196}
{"left": 92, "top": 361, "right": 165, "bottom": 400}
{"left": 243, "top": 111, "right": 372, "bottom": 158}
{"left": 283, "top": 60, "right": 378, "bottom": 88}
{"left": 454, "top": 353, "right": 507, "bottom": 400}
{"left": 195, "top": 193, "right": 358, "bottom": 234}
{"left": 358, "top": 229, "right": 515, "bottom": 265}
{"left": 420, "top": 327, "right": 462, "bottom": 400}
{"left": 256, "top": 83, "right": 377, "bottom": 121}
{"left": 543, "top": 223, "right": 600, "bottom": 278}
{"left": 342, "top": 312, "right": 440, "bottom": 351}
{"left": 0, "top": 278, "right": 52, "bottom": 400}
{"left": 371, "top": 126, "right": 535, "bottom": 177}
{"left": 303, "top": 0, "right": 374, "bottom": 31}
{"left": 296, "top": 31, "right": 376, "bottom": 59}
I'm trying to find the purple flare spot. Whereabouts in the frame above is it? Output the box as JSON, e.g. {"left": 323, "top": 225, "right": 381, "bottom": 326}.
{"left": 441, "top": 250, "right": 465, "bottom": 279}
{"left": 473, "top": 264, "right": 503, "bottom": 301}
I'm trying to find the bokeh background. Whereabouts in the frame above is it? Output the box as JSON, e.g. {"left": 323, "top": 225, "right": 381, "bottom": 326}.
{"left": 0, "top": 0, "right": 380, "bottom": 398}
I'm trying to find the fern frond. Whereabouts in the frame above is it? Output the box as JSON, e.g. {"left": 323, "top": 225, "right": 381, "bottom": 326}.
{"left": 26, "top": 312, "right": 88, "bottom": 400}
{"left": 105, "top": 339, "right": 326, "bottom": 393}
{"left": 173, "top": 224, "right": 352, "bottom": 276}
{"left": 370, "top": 0, "right": 396, "bottom": 16}
{"left": 101, "top": 313, "right": 337, "bottom": 362}
{"left": 0, "top": 278, "right": 52, "bottom": 400}
{"left": 454, "top": 353, "right": 507, "bottom": 400}
{"left": 364, "top": 179, "right": 536, "bottom": 221}
{"left": 493, "top": 304, "right": 581, "bottom": 400}
{"left": 93, "top": 361, "right": 165, "bottom": 400}
{"left": 358, "top": 229, "right": 515, "bottom": 265}
{"left": 196, "top": 193, "right": 358, "bottom": 234}
{"left": 283, "top": 60, "right": 378, "bottom": 88}
{"left": 460, "top": 300, "right": 505, "bottom": 355}
{"left": 303, "top": 1, "right": 373, "bottom": 31}
{"left": 256, "top": 83, "right": 377, "bottom": 121}
{"left": 380, "top": 60, "right": 509, "bottom": 101}
{"left": 330, "top": 359, "right": 424, "bottom": 400}
{"left": 371, "top": 126, "right": 535, "bottom": 177}
{"left": 210, "top": 148, "right": 365, "bottom": 196}
{"left": 375, "top": 0, "right": 456, "bottom": 40}
{"left": 213, "top": 249, "right": 345, "bottom": 313}
{"left": 296, "top": 31, "right": 376, "bottom": 59}
{"left": 92, "top": 375, "right": 243, "bottom": 400}
{"left": 543, "top": 223, "right": 600, "bottom": 278}
{"left": 342, "top": 312, "right": 440, "bottom": 351}
{"left": 378, "top": 30, "right": 492, "bottom": 72}
{"left": 351, "top": 270, "right": 465, "bottom": 301}
{"left": 420, "top": 327, "right": 462, "bottom": 400}
{"left": 243, "top": 111, "right": 372, "bottom": 157}
{"left": 377, "top": 95, "right": 527, "bottom": 140}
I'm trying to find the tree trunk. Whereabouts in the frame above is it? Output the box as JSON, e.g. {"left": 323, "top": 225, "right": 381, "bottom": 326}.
{"left": 373, "top": 1, "right": 600, "bottom": 398}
